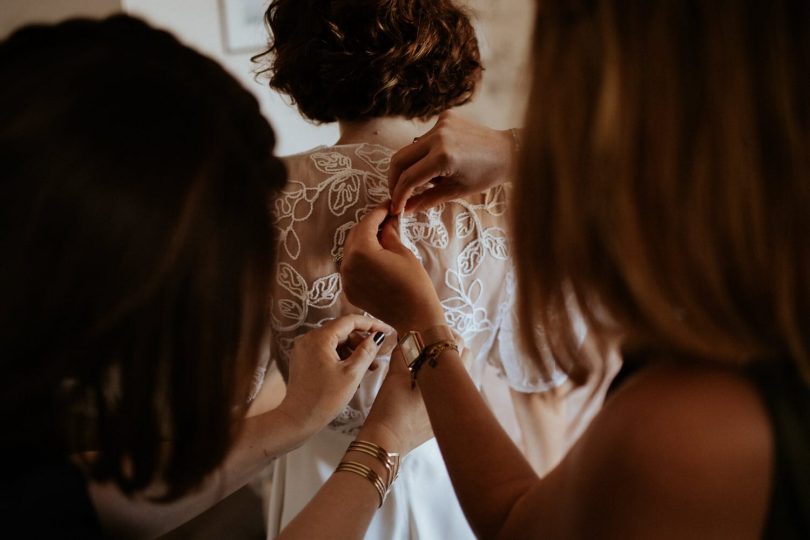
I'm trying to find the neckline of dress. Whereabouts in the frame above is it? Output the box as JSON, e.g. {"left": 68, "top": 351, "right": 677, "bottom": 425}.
{"left": 286, "top": 142, "right": 396, "bottom": 157}
{"left": 327, "top": 142, "right": 396, "bottom": 151}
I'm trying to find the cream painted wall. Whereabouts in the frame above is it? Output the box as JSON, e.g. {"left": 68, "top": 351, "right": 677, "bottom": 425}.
{"left": 462, "top": 0, "right": 535, "bottom": 129}
{"left": 1, "top": 0, "right": 534, "bottom": 153}
{"left": 121, "top": 0, "right": 534, "bottom": 153}
{"left": 0, "top": 0, "right": 121, "bottom": 38}
{"left": 122, "top": 0, "right": 338, "bottom": 156}
{"left": 0, "top": 0, "right": 334, "bottom": 154}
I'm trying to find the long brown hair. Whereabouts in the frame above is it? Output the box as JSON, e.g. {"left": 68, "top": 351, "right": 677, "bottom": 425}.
{"left": 514, "top": 0, "right": 809, "bottom": 385}
{"left": 0, "top": 16, "right": 286, "bottom": 498}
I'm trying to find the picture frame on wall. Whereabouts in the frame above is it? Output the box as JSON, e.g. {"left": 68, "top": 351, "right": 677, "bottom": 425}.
{"left": 218, "top": 0, "right": 266, "bottom": 54}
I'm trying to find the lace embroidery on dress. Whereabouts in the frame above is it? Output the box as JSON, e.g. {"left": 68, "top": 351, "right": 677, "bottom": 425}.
{"left": 258, "top": 143, "right": 563, "bottom": 431}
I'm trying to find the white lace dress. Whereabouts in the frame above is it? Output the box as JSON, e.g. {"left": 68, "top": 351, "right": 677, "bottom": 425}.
{"left": 263, "top": 143, "right": 566, "bottom": 539}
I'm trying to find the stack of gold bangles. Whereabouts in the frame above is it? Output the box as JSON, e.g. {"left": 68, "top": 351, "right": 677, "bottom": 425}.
{"left": 335, "top": 440, "right": 401, "bottom": 507}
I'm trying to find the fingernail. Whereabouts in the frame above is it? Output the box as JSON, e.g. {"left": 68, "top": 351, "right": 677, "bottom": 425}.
{"left": 373, "top": 332, "right": 385, "bottom": 346}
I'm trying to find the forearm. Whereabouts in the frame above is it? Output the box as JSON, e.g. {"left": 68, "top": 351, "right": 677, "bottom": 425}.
{"left": 279, "top": 424, "right": 399, "bottom": 540}
{"left": 417, "top": 349, "right": 540, "bottom": 538}
{"left": 89, "top": 407, "right": 314, "bottom": 539}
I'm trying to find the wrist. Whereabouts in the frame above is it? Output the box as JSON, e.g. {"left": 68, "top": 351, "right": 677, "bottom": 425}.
{"left": 275, "top": 395, "right": 323, "bottom": 439}
{"left": 356, "top": 422, "right": 405, "bottom": 455}
{"left": 343, "top": 448, "right": 388, "bottom": 478}
{"left": 393, "top": 310, "right": 446, "bottom": 337}
{"left": 338, "top": 437, "right": 402, "bottom": 508}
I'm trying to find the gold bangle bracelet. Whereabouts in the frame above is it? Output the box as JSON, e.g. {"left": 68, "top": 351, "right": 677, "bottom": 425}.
{"left": 336, "top": 460, "right": 386, "bottom": 507}
{"left": 347, "top": 440, "right": 401, "bottom": 488}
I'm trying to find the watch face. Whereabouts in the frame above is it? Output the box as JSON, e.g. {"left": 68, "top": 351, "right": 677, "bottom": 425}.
{"left": 400, "top": 334, "right": 422, "bottom": 364}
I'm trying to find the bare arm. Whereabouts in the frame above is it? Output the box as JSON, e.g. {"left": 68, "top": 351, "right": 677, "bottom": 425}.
{"left": 341, "top": 206, "right": 774, "bottom": 539}
{"left": 87, "top": 407, "right": 315, "bottom": 539}
{"left": 494, "top": 363, "right": 773, "bottom": 539}
{"left": 339, "top": 205, "right": 539, "bottom": 536}
{"left": 278, "top": 454, "right": 380, "bottom": 540}
{"left": 415, "top": 348, "right": 539, "bottom": 538}
{"left": 279, "top": 350, "right": 433, "bottom": 540}
{"left": 88, "top": 315, "right": 392, "bottom": 539}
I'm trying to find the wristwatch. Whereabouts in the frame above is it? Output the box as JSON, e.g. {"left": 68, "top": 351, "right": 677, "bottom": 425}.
{"left": 396, "top": 325, "right": 457, "bottom": 369}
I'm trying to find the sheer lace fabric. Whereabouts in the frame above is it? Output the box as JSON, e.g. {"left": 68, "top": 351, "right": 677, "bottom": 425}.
{"left": 259, "top": 143, "right": 566, "bottom": 434}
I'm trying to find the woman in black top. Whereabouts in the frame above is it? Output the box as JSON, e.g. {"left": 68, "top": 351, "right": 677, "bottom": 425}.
{"left": 341, "top": 0, "right": 810, "bottom": 537}
{"left": 0, "top": 16, "right": 428, "bottom": 538}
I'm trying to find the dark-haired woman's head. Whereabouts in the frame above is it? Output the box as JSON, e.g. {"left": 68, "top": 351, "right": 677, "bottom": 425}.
{"left": 256, "top": 0, "right": 482, "bottom": 123}
{"left": 0, "top": 15, "right": 286, "bottom": 498}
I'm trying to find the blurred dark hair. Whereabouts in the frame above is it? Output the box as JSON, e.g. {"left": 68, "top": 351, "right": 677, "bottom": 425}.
{"left": 0, "top": 15, "right": 286, "bottom": 499}
{"left": 254, "top": 0, "right": 482, "bottom": 123}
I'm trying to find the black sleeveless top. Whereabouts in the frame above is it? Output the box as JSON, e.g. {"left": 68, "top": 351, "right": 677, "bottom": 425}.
{"left": 748, "top": 362, "right": 810, "bottom": 538}
{"left": 609, "top": 358, "right": 810, "bottom": 538}
{"left": 0, "top": 450, "right": 104, "bottom": 538}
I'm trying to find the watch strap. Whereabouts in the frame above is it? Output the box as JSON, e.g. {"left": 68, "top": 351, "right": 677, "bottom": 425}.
{"left": 396, "top": 324, "right": 457, "bottom": 366}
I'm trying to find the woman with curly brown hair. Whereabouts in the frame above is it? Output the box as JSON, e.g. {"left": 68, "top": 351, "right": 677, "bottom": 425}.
{"left": 253, "top": 0, "right": 569, "bottom": 538}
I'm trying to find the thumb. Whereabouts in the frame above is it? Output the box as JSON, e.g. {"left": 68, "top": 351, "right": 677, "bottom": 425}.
{"left": 379, "top": 219, "right": 412, "bottom": 256}
{"left": 346, "top": 204, "right": 390, "bottom": 253}
{"left": 344, "top": 333, "right": 383, "bottom": 376}
{"left": 405, "top": 183, "right": 460, "bottom": 213}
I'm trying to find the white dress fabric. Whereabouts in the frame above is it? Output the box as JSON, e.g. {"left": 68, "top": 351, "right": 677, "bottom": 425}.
{"left": 263, "top": 143, "right": 566, "bottom": 539}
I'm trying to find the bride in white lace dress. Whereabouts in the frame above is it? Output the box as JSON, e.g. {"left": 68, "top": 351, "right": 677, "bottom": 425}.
{"left": 253, "top": 1, "right": 567, "bottom": 537}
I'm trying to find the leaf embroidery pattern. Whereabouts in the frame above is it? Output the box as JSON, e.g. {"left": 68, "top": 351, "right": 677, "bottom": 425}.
{"left": 457, "top": 239, "right": 484, "bottom": 276}
{"left": 484, "top": 184, "right": 508, "bottom": 215}
{"left": 266, "top": 146, "right": 534, "bottom": 429}
{"left": 330, "top": 203, "right": 379, "bottom": 260}
{"left": 277, "top": 263, "right": 307, "bottom": 299}
{"left": 274, "top": 263, "right": 343, "bottom": 331}
{"left": 355, "top": 144, "right": 391, "bottom": 173}
{"left": 312, "top": 152, "right": 351, "bottom": 174}
{"left": 455, "top": 211, "right": 475, "bottom": 238}
{"left": 441, "top": 270, "right": 491, "bottom": 335}
{"left": 483, "top": 227, "right": 509, "bottom": 260}
{"left": 327, "top": 172, "right": 362, "bottom": 216}
{"left": 309, "top": 274, "right": 341, "bottom": 308}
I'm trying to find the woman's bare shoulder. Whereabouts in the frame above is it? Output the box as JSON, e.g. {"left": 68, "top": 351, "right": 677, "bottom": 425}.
{"left": 505, "top": 362, "right": 773, "bottom": 539}
{"left": 574, "top": 362, "right": 772, "bottom": 537}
